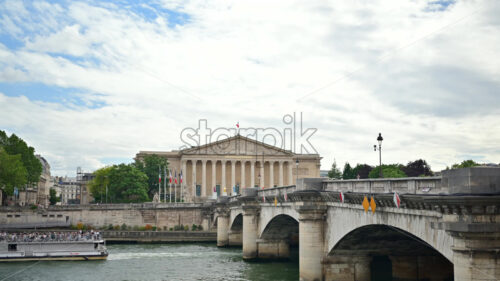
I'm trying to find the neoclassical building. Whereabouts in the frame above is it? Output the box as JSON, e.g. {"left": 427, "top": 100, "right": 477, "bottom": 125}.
{"left": 135, "top": 135, "right": 321, "bottom": 202}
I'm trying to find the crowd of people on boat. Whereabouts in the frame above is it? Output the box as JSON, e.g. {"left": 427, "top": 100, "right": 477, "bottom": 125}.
{"left": 0, "top": 231, "right": 102, "bottom": 242}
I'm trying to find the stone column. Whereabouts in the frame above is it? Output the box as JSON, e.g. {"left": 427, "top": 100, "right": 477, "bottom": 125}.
{"left": 298, "top": 205, "right": 326, "bottom": 281}
{"left": 288, "top": 161, "right": 293, "bottom": 186}
{"left": 269, "top": 161, "right": 274, "bottom": 188}
{"left": 201, "top": 160, "right": 207, "bottom": 197}
{"left": 192, "top": 160, "right": 197, "bottom": 196}
{"left": 250, "top": 161, "right": 255, "bottom": 188}
{"left": 260, "top": 162, "right": 265, "bottom": 188}
{"left": 241, "top": 161, "right": 246, "bottom": 188}
{"left": 212, "top": 160, "right": 216, "bottom": 196}
{"left": 216, "top": 209, "right": 229, "bottom": 247}
{"left": 242, "top": 205, "right": 260, "bottom": 260}
{"left": 279, "top": 161, "right": 284, "bottom": 187}
{"left": 221, "top": 160, "right": 226, "bottom": 195}
{"left": 231, "top": 160, "right": 236, "bottom": 195}
{"left": 182, "top": 160, "right": 187, "bottom": 201}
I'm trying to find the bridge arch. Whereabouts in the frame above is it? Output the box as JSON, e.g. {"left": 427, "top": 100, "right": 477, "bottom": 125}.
{"left": 258, "top": 206, "right": 299, "bottom": 238}
{"left": 326, "top": 224, "right": 453, "bottom": 281}
{"left": 325, "top": 206, "right": 453, "bottom": 261}
{"left": 260, "top": 214, "right": 299, "bottom": 241}
{"left": 230, "top": 213, "right": 242, "bottom": 231}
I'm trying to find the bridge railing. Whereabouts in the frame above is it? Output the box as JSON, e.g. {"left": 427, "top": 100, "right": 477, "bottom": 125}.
{"left": 257, "top": 185, "right": 296, "bottom": 198}
{"left": 323, "top": 176, "right": 444, "bottom": 195}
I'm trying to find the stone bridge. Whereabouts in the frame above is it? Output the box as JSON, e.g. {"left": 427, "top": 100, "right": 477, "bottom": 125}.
{"left": 214, "top": 167, "right": 500, "bottom": 281}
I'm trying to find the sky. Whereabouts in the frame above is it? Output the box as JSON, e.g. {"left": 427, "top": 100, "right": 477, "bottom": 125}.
{"left": 0, "top": 0, "right": 499, "bottom": 176}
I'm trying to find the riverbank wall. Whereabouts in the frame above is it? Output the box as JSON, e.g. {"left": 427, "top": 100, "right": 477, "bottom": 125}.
{"left": 103, "top": 230, "right": 216, "bottom": 243}
{"left": 0, "top": 203, "right": 215, "bottom": 231}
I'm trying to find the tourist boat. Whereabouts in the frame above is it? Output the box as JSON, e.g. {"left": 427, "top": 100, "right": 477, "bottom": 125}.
{"left": 0, "top": 239, "right": 108, "bottom": 261}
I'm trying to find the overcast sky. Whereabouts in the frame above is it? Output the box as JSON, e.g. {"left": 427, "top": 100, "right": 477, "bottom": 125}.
{"left": 1, "top": 0, "right": 499, "bottom": 176}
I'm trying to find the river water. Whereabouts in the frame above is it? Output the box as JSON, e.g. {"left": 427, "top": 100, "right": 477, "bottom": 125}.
{"left": 0, "top": 243, "right": 299, "bottom": 281}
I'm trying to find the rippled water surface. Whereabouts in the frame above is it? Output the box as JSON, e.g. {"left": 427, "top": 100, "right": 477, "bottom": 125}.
{"left": 0, "top": 244, "right": 299, "bottom": 281}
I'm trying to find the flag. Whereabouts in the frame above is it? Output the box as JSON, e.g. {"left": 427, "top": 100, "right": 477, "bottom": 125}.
{"left": 236, "top": 121, "right": 239, "bottom": 128}
{"left": 393, "top": 192, "right": 401, "bottom": 208}
{"left": 339, "top": 191, "right": 344, "bottom": 203}
{"left": 284, "top": 192, "right": 288, "bottom": 202}
{"left": 262, "top": 194, "right": 266, "bottom": 203}
{"left": 274, "top": 196, "right": 277, "bottom": 206}
{"left": 180, "top": 170, "right": 183, "bottom": 184}
{"left": 158, "top": 171, "right": 161, "bottom": 184}
{"left": 174, "top": 170, "right": 178, "bottom": 184}
{"left": 169, "top": 169, "right": 172, "bottom": 184}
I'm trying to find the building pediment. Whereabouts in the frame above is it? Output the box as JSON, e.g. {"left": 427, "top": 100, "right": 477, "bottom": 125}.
{"left": 181, "top": 135, "right": 294, "bottom": 156}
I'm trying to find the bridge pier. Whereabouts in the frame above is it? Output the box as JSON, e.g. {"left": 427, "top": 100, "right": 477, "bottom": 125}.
{"left": 216, "top": 213, "right": 229, "bottom": 247}
{"left": 323, "top": 255, "right": 371, "bottom": 281}
{"left": 242, "top": 205, "right": 259, "bottom": 260}
{"left": 215, "top": 200, "right": 230, "bottom": 247}
{"left": 257, "top": 239, "right": 290, "bottom": 259}
{"left": 298, "top": 204, "right": 326, "bottom": 281}
{"left": 452, "top": 233, "right": 500, "bottom": 281}
{"left": 228, "top": 230, "right": 242, "bottom": 246}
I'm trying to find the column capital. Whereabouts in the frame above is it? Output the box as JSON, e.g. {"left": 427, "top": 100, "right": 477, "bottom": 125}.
{"left": 296, "top": 204, "right": 327, "bottom": 221}
{"left": 201, "top": 159, "right": 207, "bottom": 164}
{"left": 242, "top": 205, "right": 261, "bottom": 216}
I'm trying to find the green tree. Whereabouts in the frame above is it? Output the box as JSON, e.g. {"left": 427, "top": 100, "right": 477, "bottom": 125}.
{"left": 451, "top": 160, "right": 480, "bottom": 169}
{"left": 369, "top": 164, "right": 407, "bottom": 178}
{"left": 402, "top": 159, "right": 433, "bottom": 177}
{"left": 49, "top": 188, "right": 60, "bottom": 205}
{"left": 342, "top": 162, "right": 356, "bottom": 179}
{"left": 88, "top": 166, "right": 112, "bottom": 203}
{"left": 134, "top": 154, "right": 168, "bottom": 199}
{"left": 0, "top": 148, "right": 28, "bottom": 196}
{"left": 108, "top": 164, "right": 149, "bottom": 203}
{"left": 352, "top": 164, "right": 373, "bottom": 179}
{"left": 328, "top": 159, "right": 342, "bottom": 179}
{"left": 0, "top": 130, "right": 42, "bottom": 185}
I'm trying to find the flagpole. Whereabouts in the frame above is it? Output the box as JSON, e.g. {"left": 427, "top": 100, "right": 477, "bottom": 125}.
{"left": 163, "top": 166, "right": 166, "bottom": 203}
{"left": 158, "top": 165, "right": 161, "bottom": 202}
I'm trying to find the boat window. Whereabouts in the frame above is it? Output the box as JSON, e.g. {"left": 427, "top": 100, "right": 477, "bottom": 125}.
{"left": 8, "top": 244, "right": 17, "bottom": 251}
{"left": 94, "top": 243, "right": 98, "bottom": 249}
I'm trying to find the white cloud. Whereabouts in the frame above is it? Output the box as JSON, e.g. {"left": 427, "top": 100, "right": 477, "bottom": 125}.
{"left": 0, "top": 0, "right": 499, "bottom": 175}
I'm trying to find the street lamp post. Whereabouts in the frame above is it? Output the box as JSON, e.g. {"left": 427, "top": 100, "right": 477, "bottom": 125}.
{"left": 295, "top": 158, "right": 299, "bottom": 185}
{"left": 374, "top": 133, "right": 383, "bottom": 178}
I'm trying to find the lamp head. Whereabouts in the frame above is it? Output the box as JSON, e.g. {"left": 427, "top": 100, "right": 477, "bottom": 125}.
{"left": 377, "top": 133, "right": 383, "bottom": 146}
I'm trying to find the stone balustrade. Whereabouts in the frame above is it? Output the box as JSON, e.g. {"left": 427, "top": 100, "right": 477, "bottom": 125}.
{"left": 323, "top": 176, "right": 443, "bottom": 194}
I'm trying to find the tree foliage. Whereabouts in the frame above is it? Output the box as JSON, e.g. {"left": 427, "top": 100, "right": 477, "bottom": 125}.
{"left": 0, "top": 148, "right": 28, "bottom": 196}
{"left": 88, "top": 166, "right": 112, "bottom": 203}
{"left": 352, "top": 164, "right": 373, "bottom": 179}
{"left": 342, "top": 162, "right": 355, "bottom": 179}
{"left": 402, "top": 159, "right": 433, "bottom": 177}
{"left": 369, "top": 164, "right": 407, "bottom": 178}
{"left": 49, "top": 188, "right": 60, "bottom": 205}
{"left": 328, "top": 159, "right": 342, "bottom": 179}
{"left": 134, "top": 154, "right": 168, "bottom": 199}
{"left": 0, "top": 131, "right": 42, "bottom": 185}
{"left": 451, "top": 160, "right": 480, "bottom": 169}
{"left": 108, "top": 164, "right": 149, "bottom": 203}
